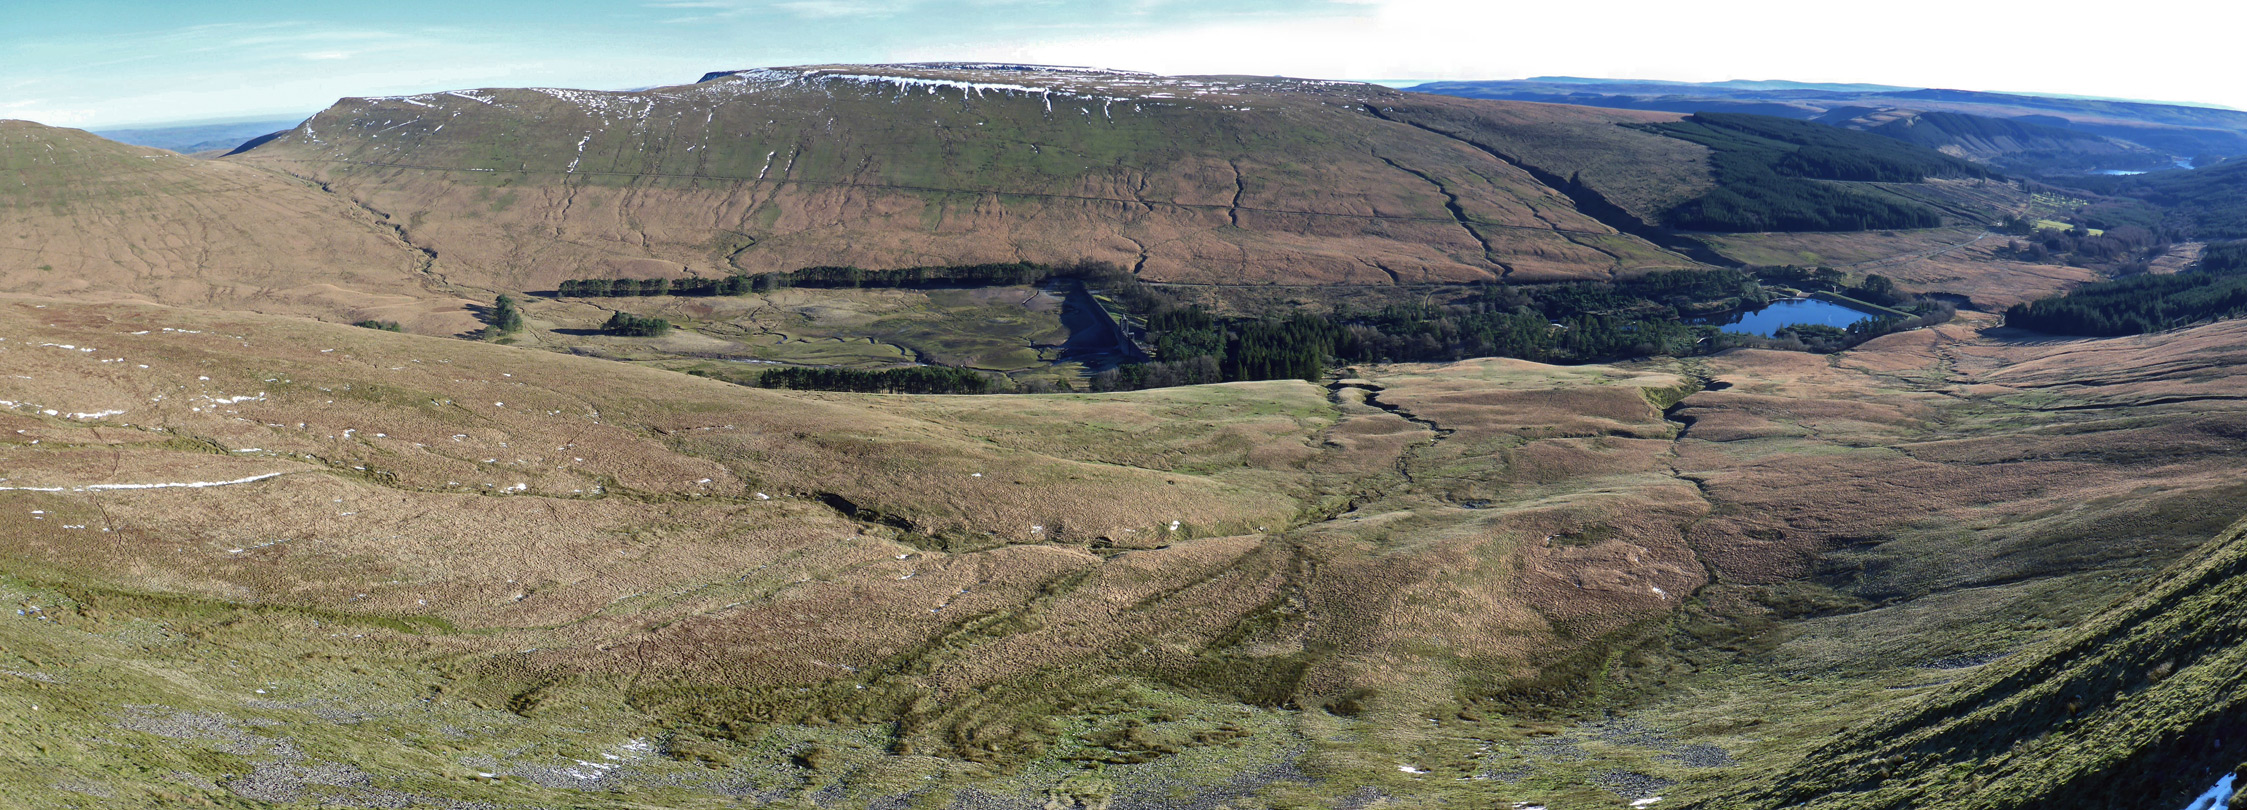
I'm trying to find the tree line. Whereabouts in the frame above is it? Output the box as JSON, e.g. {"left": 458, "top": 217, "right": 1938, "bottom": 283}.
{"left": 758, "top": 365, "right": 995, "bottom": 395}
{"left": 556, "top": 262, "right": 1148, "bottom": 298}
{"left": 2004, "top": 242, "right": 2247, "bottom": 336}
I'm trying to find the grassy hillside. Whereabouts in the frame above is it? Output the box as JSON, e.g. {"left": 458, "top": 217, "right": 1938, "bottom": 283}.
{"left": 0, "top": 121, "right": 467, "bottom": 331}
{"left": 232, "top": 65, "right": 1706, "bottom": 289}
{"left": 4, "top": 290, "right": 2247, "bottom": 806}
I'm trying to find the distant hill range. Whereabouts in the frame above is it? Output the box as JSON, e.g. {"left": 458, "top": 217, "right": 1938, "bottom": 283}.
{"left": 1410, "top": 78, "right": 2247, "bottom": 173}
{"left": 93, "top": 117, "right": 309, "bottom": 155}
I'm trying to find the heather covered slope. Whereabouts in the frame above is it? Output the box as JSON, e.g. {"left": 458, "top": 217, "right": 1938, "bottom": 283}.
{"left": 230, "top": 64, "right": 1702, "bottom": 288}
{"left": 0, "top": 121, "right": 474, "bottom": 333}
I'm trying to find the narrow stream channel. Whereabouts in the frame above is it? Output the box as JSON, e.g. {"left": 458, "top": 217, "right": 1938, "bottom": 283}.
{"left": 2182, "top": 773, "right": 2234, "bottom": 810}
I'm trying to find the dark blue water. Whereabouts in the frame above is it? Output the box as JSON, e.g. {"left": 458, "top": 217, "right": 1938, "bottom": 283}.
{"left": 1705, "top": 298, "right": 1885, "bottom": 336}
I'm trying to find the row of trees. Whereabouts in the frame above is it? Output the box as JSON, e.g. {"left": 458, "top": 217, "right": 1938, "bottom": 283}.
{"left": 555, "top": 262, "right": 1152, "bottom": 298}
{"left": 757, "top": 365, "right": 995, "bottom": 394}
{"left": 2004, "top": 242, "right": 2247, "bottom": 336}
{"left": 559, "top": 276, "right": 766, "bottom": 297}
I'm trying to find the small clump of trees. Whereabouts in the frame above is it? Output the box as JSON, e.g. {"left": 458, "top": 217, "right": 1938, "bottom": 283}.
{"left": 353, "top": 319, "right": 402, "bottom": 332}
{"left": 601, "top": 311, "right": 672, "bottom": 337}
{"left": 490, "top": 295, "right": 524, "bottom": 334}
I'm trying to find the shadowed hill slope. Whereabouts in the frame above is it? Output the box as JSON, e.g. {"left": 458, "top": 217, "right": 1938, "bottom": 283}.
{"left": 0, "top": 120, "right": 475, "bottom": 332}
{"left": 230, "top": 64, "right": 1704, "bottom": 288}
{"left": 1707, "top": 514, "right": 2247, "bottom": 810}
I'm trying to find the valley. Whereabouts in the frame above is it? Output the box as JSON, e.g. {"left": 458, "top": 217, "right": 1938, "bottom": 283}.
{"left": 5, "top": 297, "right": 2245, "bottom": 809}
{"left": 2, "top": 61, "right": 2244, "bottom": 810}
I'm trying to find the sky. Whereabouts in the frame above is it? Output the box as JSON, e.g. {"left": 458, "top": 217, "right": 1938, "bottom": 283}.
{"left": 4, "top": 0, "right": 2240, "bottom": 129}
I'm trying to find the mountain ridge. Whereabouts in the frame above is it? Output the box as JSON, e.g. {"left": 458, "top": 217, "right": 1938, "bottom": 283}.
{"left": 228, "top": 64, "right": 1711, "bottom": 289}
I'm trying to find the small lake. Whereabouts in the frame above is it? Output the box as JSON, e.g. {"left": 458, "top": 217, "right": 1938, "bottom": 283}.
{"left": 1702, "top": 298, "right": 1887, "bottom": 337}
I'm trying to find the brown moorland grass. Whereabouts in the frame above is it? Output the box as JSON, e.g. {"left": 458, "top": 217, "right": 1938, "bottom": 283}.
{"left": 0, "top": 121, "right": 475, "bottom": 333}
{"left": 232, "top": 66, "right": 1700, "bottom": 289}
{"left": 7, "top": 292, "right": 2247, "bottom": 806}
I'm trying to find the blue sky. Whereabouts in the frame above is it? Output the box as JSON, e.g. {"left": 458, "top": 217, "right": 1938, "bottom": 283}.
{"left": 5, "top": 0, "right": 2239, "bottom": 129}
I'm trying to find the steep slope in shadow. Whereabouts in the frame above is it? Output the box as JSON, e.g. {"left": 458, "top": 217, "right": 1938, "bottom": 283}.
{"left": 1706, "top": 510, "right": 2247, "bottom": 810}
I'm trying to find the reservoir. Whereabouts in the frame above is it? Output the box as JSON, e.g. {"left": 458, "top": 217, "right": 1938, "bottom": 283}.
{"left": 1705, "top": 298, "right": 1888, "bottom": 337}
